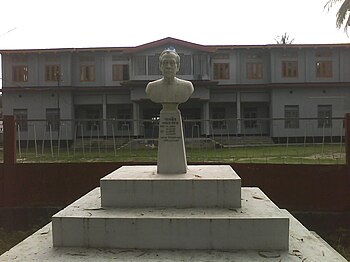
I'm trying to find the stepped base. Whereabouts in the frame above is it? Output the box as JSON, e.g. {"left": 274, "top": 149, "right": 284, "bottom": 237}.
{"left": 52, "top": 187, "right": 289, "bottom": 250}
{"left": 101, "top": 165, "right": 241, "bottom": 208}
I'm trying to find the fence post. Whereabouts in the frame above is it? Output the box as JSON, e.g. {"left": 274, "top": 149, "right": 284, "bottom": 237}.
{"left": 345, "top": 113, "right": 350, "bottom": 166}
{"left": 2, "top": 115, "right": 17, "bottom": 207}
{"left": 3, "top": 115, "right": 16, "bottom": 165}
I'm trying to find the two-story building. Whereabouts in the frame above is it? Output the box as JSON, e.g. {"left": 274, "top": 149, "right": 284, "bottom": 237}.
{"left": 1, "top": 37, "right": 350, "bottom": 142}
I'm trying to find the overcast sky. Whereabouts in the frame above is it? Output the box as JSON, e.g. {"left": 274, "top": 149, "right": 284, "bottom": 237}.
{"left": 0, "top": 0, "right": 349, "bottom": 50}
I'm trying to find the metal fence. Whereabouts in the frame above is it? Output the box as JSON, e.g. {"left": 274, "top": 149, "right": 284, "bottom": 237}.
{"left": 11, "top": 117, "right": 346, "bottom": 164}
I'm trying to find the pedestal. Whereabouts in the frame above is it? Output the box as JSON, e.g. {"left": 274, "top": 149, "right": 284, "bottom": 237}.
{"left": 52, "top": 165, "right": 290, "bottom": 250}
{"left": 157, "top": 109, "right": 186, "bottom": 174}
{"left": 100, "top": 165, "right": 241, "bottom": 208}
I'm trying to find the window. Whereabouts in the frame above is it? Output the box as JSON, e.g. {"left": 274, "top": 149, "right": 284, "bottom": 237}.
{"left": 244, "top": 107, "right": 258, "bottom": 129}
{"left": 212, "top": 108, "right": 226, "bottom": 129}
{"left": 13, "top": 109, "right": 28, "bottom": 131}
{"left": 282, "top": 61, "right": 298, "bottom": 78}
{"left": 112, "top": 64, "right": 129, "bottom": 81}
{"left": 148, "top": 55, "right": 160, "bottom": 75}
{"left": 117, "top": 108, "right": 132, "bottom": 130}
{"left": 86, "top": 109, "right": 101, "bottom": 131}
{"left": 178, "top": 54, "right": 192, "bottom": 75}
{"left": 284, "top": 105, "right": 299, "bottom": 128}
{"left": 318, "top": 105, "right": 332, "bottom": 128}
{"left": 193, "top": 54, "right": 208, "bottom": 77}
{"left": 213, "top": 63, "right": 229, "bottom": 80}
{"left": 80, "top": 65, "right": 95, "bottom": 82}
{"left": 46, "top": 108, "right": 60, "bottom": 131}
{"left": 13, "top": 66, "right": 28, "bottom": 82}
{"left": 135, "top": 55, "right": 146, "bottom": 75}
{"left": 246, "top": 63, "right": 263, "bottom": 79}
{"left": 316, "top": 61, "right": 332, "bottom": 78}
{"left": 45, "top": 65, "right": 60, "bottom": 82}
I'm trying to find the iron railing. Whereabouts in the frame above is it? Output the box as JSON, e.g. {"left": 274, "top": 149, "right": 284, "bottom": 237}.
{"left": 10, "top": 117, "right": 346, "bottom": 164}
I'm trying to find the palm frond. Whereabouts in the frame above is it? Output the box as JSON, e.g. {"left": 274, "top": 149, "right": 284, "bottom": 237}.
{"left": 325, "top": 0, "right": 343, "bottom": 11}
{"left": 336, "top": 0, "right": 350, "bottom": 32}
{"left": 325, "top": 0, "right": 350, "bottom": 32}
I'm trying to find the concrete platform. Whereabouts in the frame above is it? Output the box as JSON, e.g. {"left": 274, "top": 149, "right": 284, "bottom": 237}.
{"left": 101, "top": 165, "right": 241, "bottom": 208}
{"left": 52, "top": 187, "right": 289, "bottom": 250}
{"left": 1, "top": 210, "right": 347, "bottom": 261}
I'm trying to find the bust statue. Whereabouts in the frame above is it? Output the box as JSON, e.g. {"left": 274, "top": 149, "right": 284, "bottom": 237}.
{"left": 146, "top": 49, "right": 194, "bottom": 109}
{"left": 145, "top": 48, "right": 194, "bottom": 174}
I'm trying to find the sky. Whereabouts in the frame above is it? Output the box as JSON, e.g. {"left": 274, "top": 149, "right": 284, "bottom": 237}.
{"left": 0, "top": 0, "right": 349, "bottom": 50}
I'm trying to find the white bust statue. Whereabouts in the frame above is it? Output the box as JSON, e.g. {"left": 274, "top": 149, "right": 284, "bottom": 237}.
{"left": 146, "top": 49, "right": 194, "bottom": 109}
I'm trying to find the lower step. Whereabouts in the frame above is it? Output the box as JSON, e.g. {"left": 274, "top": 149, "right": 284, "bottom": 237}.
{"left": 52, "top": 188, "right": 289, "bottom": 250}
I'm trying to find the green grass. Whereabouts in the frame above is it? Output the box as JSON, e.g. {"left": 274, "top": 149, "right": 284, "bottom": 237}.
{"left": 13, "top": 144, "right": 346, "bottom": 164}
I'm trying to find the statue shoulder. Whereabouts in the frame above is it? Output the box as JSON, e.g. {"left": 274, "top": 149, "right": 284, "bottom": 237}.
{"left": 176, "top": 78, "right": 194, "bottom": 93}
{"left": 146, "top": 79, "right": 162, "bottom": 93}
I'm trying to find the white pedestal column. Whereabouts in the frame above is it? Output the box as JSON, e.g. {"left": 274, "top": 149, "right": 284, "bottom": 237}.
{"left": 157, "top": 109, "right": 187, "bottom": 174}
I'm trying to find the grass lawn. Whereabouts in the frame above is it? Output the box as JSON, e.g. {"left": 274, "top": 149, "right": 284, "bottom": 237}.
{"left": 13, "top": 144, "right": 345, "bottom": 164}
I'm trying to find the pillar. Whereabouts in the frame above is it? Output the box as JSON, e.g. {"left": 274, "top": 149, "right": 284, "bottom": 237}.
{"left": 236, "top": 91, "right": 241, "bottom": 135}
{"left": 133, "top": 102, "right": 140, "bottom": 137}
{"left": 203, "top": 101, "right": 210, "bottom": 136}
{"left": 345, "top": 113, "right": 350, "bottom": 166}
{"left": 3, "top": 115, "right": 16, "bottom": 165}
{"left": 102, "top": 94, "right": 107, "bottom": 136}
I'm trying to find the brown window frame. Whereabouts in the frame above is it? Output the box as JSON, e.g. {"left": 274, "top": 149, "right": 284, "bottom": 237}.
{"left": 45, "top": 65, "right": 61, "bottom": 82}
{"left": 282, "top": 61, "right": 298, "bottom": 78}
{"left": 284, "top": 105, "right": 299, "bottom": 128}
{"left": 316, "top": 61, "right": 332, "bottom": 78}
{"left": 246, "top": 62, "right": 263, "bottom": 79}
{"left": 112, "top": 64, "right": 129, "bottom": 81}
{"left": 317, "top": 105, "right": 332, "bottom": 128}
{"left": 14, "top": 109, "right": 28, "bottom": 131}
{"left": 46, "top": 108, "right": 60, "bottom": 131}
{"left": 213, "top": 63, "right": 229, "bottom": 80}
{"left": 12, "top": 65, "right": 28, "bottom": 82}
{"left": 80, "top": 65, "right": 95, "bottom": 82}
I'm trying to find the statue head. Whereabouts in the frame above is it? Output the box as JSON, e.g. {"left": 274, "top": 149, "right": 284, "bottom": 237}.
{"left": 159, "top": 48, "right": 180, "bottom": 79}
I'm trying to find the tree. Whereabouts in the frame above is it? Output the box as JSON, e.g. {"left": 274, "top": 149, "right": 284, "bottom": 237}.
{"left": 325, "top": 0, "right": 350, "bottom": 32}
{"left": 274, "top": 33, "right": 295, "bottom": 44}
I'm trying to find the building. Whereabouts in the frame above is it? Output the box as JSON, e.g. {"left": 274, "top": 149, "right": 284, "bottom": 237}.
{"left": 1, "top": 37, "right": 349, "bottom": 142}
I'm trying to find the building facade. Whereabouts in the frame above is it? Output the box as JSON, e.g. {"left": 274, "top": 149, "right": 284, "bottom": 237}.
{"left": 1, "top": 37, "right": 350, "bottom": 141}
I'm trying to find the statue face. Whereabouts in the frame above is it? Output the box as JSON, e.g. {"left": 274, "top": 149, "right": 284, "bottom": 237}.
{"left": 160, "top": 53, "right": 179, "bottom": 79}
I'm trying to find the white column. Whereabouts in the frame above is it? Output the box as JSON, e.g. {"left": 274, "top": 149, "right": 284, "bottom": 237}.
{"left": 203, "top": 101, "right": 210, "bottom": 136}
{"left": 102, "top": 94, "right": 107, "bottom": 136}
{"left": 133, "top": 102, "right": 139, "bottom": 136}
{"left": 236, "top": 92, "right": 241, "bottom": 135}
